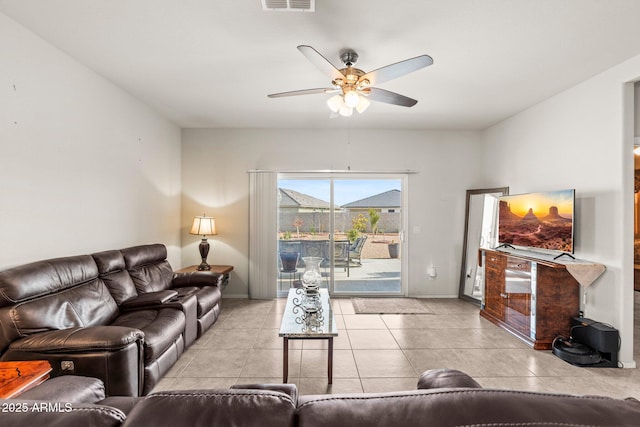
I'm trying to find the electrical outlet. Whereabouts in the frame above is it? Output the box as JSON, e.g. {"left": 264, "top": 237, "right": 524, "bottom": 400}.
{"left": 428, "top": 266, "right": 437, "bottom": 279}
{"left": 61, "top": 361, "right": 74, "bottom": 371}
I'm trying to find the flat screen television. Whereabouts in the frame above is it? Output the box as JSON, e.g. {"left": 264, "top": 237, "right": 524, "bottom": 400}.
{"left": 497, "top": 189, "right": 575, "bottom": 255}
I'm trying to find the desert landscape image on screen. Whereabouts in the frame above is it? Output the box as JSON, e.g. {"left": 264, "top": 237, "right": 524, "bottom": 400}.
{"left": 498, "top": 189, "right": 574, "bottom": 253}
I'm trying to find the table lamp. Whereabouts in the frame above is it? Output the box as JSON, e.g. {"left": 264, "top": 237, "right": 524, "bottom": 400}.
{"left": 189, "top": 215, "right": 217, "bottom": 271}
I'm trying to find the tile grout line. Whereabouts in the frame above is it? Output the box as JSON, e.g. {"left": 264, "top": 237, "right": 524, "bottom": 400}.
{"left": 383, "top": 313, "right": 421, "bottom": 379}
{"left": 343, "top": 297, "right": 367, "bottom": 393}
{"left": 344, "top": 309, "right": 364, "bottom": 393}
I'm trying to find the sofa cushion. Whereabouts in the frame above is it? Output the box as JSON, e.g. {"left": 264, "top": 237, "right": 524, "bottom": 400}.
{"left": 296, "top": 388, "right": 640, "bottom": 427}
{"left": 127, "top": 261, "right": 174, "bottom": 293}
{"left": 121, "top": 244, "right": 173, "bottom": 293}
{"left": 121, "top": 244, "right": 167, "bottom": 269}
{"left": 0, "top": 255, "right": 99, "bottom": 306}
{"left": 111, "top": 308, "right": 185, "bottom": 363}
{"left": 122, "top": 389, "right": 296, "bottom": 427}
{"left": 0, "top": 278, "right": 119, "bottom": 338}
{"left": 174, "top": 286, "right": 221, "bottom": 317}
{"left": 92, "top": 250, "right": 139, "bottom": 305}
{"left": 0, "top": 254, "right": 120, "bottom": 355}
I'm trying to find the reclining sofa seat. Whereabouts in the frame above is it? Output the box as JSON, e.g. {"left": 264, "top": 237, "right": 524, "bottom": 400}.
{"left": 0, "top": 254, "right": 186, "bottom": 397}
{"left": 91, "top": 249, "right": 198, "bottom": 348}
{"left": 90, "top": 249, "right": 192, "bottom": 394}
{"left": 120, "top": 244, "right": 223, "bottom": 338}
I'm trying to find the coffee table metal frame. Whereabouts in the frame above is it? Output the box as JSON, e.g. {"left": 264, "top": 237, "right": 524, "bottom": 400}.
{"left": 279, "top": 288, "right": 338, "bottom": 384}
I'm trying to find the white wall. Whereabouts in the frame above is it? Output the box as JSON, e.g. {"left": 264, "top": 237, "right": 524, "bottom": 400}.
{"left": 182, "top": 128, "right": 485, "bottom": 298}
{"left": 481, "top": 53, "right": 640, "bottom": 367}
{"left": 0, "top": 12, "right": 182, "bottom": 268}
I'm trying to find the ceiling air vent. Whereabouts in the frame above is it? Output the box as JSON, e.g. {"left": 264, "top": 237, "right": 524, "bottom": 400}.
{"left": 261, "top": 0, "right": 315, "bottom": 12}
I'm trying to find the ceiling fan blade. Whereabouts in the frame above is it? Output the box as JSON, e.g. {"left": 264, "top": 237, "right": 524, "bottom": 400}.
{"left": 362, "top": 87, "right": 418, "bottom": 107}
{"left": 361, "top": 55, "right": 433, "bottom": 86}
{"left": 268, "top": 88, "right": 338, "bottom": 98}
{"left": 297, "top": 45, "right": 345, "bottom": 81}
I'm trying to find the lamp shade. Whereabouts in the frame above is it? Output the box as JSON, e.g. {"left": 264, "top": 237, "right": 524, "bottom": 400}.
{"left": 326, "top": 94, "right": 343, "bottom": 113}
{"left": 190, "top": 216, "right": 217, "bottom": 236}
{"left": 356, "top": 95, "right": 370, "bottom": 113}
{"left": 343, "top": 90, "right": 359, "bottom": 108}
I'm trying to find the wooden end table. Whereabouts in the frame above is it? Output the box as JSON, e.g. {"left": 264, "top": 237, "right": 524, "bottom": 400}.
{"left": 0, "top": 360, "right": 52, "bottom": 398}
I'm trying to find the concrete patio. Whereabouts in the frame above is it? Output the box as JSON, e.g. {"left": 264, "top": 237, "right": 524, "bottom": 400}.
{"left": 278, "top": 258, "right": 401, "bottom": 295}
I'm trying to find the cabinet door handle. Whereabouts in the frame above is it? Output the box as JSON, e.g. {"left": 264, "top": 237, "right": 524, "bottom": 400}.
{"left": 500, "top": 293, "right": 509, "bottom": 299}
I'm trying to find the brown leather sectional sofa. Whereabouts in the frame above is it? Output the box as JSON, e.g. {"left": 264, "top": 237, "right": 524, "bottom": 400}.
{"left": 0, "top": 244, "right": 223, "bottom": 396}
{"left": 2, "top": 369, "right": 640, "bottom": 427}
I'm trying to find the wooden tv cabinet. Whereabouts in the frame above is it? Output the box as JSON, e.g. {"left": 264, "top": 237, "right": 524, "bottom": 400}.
{"left": 479, "top": 249, "right": 580, "bottom": 350}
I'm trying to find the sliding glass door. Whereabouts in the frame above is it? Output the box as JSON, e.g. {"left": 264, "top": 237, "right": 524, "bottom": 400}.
{"left": 276, "top": 174, "right": 405, "bottom": 297}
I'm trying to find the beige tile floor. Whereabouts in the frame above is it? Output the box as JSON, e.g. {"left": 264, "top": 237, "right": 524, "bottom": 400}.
{"left": 152, "top": 294, "right": 640, "bottom": 399}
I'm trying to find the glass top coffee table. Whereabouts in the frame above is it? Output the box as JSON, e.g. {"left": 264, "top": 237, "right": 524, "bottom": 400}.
{"left": 279, "top": 288, "right": 338, "bottom": 384}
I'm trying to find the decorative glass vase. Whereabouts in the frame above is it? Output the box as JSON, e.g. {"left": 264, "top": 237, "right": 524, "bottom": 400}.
{"left": 301, "top": 256, "right": 323, "bottom": 292}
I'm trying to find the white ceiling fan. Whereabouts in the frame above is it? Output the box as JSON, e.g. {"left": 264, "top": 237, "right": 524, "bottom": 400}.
{"left": 268, "top": 45, "right": 433, "bottom": 117}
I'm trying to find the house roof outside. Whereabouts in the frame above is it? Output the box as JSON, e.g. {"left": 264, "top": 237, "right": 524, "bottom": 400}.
{"left": 342, "top": 189, "right": 401, "bottom": 209}
{"left": 279, "top": 188, "right": 335, "bottom": 210}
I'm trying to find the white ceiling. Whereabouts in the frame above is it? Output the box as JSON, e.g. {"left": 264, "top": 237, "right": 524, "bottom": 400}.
{"left": 2, "top": 0, "right": 640, "bottom": 130}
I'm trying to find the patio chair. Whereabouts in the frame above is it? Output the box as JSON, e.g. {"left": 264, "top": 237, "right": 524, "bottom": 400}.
{"left": 333, "top": 241, "right": 350, "bottom": 277}
{"left": 279, "top": 251, "right": 300, "bottom": 288}
{"left": 349, "top": 235, "right": 367, "bottom": 266}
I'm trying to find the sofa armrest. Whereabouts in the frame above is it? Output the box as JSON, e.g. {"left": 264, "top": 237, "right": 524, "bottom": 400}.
{"left": 417, "top": 369, "right": 482, "bottom": 389}
{"left": 172, "top": 271, "right": 222, "bottom": 288}
{"left": 120, "top": 290, "right": 178, "bottom": 310}
{"left": 8, "top": 326, "right": 144, "bottom": 353}
{"left": 4, "top": 327, "right": 145, "bottom": 397}
{"left": 0, "top": 400, "right": 126, "bottom": 427}
{"left": 231, "top": 383, "right": 298, "bottom": 403}
{"left": 17, "top": 376, "right": 106, "bottom": 403}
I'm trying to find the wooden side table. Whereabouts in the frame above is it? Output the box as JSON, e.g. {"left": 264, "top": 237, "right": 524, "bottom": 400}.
{"left": 176, "top": 265, "right": 233, "bottom": 289}
{"left": 0, "top": 360, "right": 52, "bottom": 398}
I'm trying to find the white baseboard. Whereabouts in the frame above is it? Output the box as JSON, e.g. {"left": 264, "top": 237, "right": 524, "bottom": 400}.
{"left": 621, "top": 360, "right": 637, "bottom": 369}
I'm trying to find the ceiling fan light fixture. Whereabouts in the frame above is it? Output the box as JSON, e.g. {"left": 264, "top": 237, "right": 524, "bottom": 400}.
{"left": 356, "top": 95, "right": 370, "bottom": 114}
{"left": 343, "top": 90, "right": 360, "bottom": 108}
{"left": 338, "top": 103, "right": 353, "bottom": 117}
{"left": 326, "top": 94, "right": 343, "bottom": 112}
